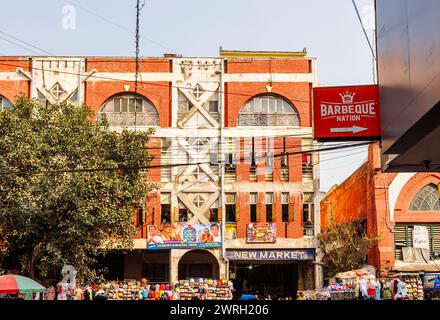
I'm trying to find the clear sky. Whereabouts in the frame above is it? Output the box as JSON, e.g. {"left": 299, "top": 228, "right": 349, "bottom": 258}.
{"left": 0, "top": 0, "right": 376, "bottom": 191}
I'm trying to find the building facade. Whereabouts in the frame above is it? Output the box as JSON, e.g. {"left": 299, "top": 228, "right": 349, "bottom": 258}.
{"left": 0, "top": 50, "right": 322, "bottom": 296}
{"left": 321, "top": 143, "right": 440, "bottom": 275}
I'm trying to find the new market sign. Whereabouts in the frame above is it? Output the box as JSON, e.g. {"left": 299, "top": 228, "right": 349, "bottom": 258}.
{"left": 313, "top": 85, "right": 381, "bottom": 141}
{"left": 226, "top": 249, "right": 314, "bottom": 261}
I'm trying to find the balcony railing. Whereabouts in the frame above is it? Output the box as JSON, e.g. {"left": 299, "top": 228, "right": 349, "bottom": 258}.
{"left": 238, "top": 113, "right": 300, "bottom": 126}
{"left": 99, "top": 112, "right": 159, "bottom": 127}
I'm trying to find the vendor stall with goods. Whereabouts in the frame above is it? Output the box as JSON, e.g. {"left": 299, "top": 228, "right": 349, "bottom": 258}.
{"left": 178, "top": 278, "right": 233, "bottom": 300}
{"left": 382, "top": 273, "right": 424, "bottom": 300}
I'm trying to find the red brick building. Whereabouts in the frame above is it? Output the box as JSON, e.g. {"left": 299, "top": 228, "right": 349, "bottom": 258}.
{"left": 321, "top": 143, "right": 440, "bottom": 275}
{"left": 0, "top": 50, "right": 322, "bottom": 296}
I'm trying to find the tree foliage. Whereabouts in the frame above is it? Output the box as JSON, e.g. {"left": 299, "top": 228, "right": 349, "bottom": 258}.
{"left": 0, "top": 96, "right": 155, "bottom": 281}
{"left": 318, "top": 221, "right": 379, "bottom": 278}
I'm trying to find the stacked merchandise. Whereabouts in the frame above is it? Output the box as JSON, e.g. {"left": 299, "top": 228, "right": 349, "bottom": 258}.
{"left": 178, "top": 279, "right": 233, "bottom": 300}
{"left": 401, "top": 275, "right": 423, "bottom": 300}
{"left": 297, "top": 290, "right": 330, "bottom": 300}
{"left": 105, "top": 280, "right": 142, "bottom": 300}
{"left": 322, "top": 285, "right": 355, "bottom": 300}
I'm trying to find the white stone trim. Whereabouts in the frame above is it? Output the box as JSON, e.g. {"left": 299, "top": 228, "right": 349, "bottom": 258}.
{"left": 224, "top": 73, "right": 315, "bottom": 83}
{"left": 388, "top": 172, "right": 416, "bottom": 221}
{"left": 87, "top": 72, "right": 172, "bottom": 82}
{"left": 0, "top": 71, "right": 30, "bottom": 81}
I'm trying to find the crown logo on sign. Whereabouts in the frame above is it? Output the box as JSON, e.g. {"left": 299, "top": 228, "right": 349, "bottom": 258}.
{"left": 339, "top": 91, "right": 356, "bottom": 104}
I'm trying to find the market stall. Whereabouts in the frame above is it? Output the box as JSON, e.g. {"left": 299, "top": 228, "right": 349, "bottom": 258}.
{"left": 98, "top": 278, "right": 234, "bottom": 300}
{"left": 382, "top": 273, "right": 424, "bottom": 300}
{"left": 178, "top": 278, "right": 233, "bottom": 300}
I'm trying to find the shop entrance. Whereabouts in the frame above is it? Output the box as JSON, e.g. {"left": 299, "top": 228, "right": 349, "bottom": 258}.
{"left": 231, "top": 262, "right": 298, "bottom": 299}
{"left": 178, "top": 249, "right": 219, "bottom": 280}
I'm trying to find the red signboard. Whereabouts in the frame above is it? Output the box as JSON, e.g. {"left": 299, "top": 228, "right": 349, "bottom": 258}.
{"left": 313, "top": 85, "right": 381, "bottom": 141}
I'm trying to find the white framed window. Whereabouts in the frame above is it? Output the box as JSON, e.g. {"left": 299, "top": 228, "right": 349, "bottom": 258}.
{"left": 282, "top": 193, "right": 289, "bottom": 204}
{"left": 250, "top": 193, "right": 258, "bottom": 204}
{"left": 0, "top": 96, "right": 12, "bottom": 111}
{"left": 99, "top": 93, "right": 159, "bottom": 127}
{"left": 238, "top": 94, "right": 300, "bottom": 126}
{"left": 226, "top": 193, "right": 236, "bottom": 204}
{"left": 266, "top": 193, "right": 273, "bottom": 204}
{"left": 178, "top": 90, "right": 193, "bottom": 113}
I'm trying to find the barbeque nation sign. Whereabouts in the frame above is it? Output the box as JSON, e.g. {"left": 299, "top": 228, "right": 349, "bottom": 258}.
{"left": 313, "top": 85, "right": 381, "bottom": 141}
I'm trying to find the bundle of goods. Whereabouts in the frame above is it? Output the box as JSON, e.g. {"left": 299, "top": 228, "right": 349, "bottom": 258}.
{"left": 105, "top": 280, "right": 142, "bottom": 300}
{"left": 313, "top": 285, "right": 355, "bottom": 300}
{"left": 401, "top": 276, "right": 423, "bottom": 300}
{"left": 178, "top": 278, "right": 233, "bottom": 300}
{"left": 297, "top": 290, "right": 330, "bottom": 300}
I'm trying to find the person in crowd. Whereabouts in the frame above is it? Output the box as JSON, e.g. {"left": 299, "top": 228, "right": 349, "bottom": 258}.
{"left": 93, "top": 285, "right": 107, "bottom": 300}
{"left": 83, "top": 286, "right": 92, "bottom": 300}
{"left": 46, "top": 284, "right": 56, "bottom": 300}
{"left": 297, "top": 292, "right": 305, "bottom": 300}
{"left": 240, "top": 292, "right": 258, "bottom": 300}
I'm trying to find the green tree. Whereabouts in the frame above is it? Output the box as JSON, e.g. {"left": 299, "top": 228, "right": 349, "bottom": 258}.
{"left": 318, "top": 221, "right": 379, "bottom": 279}
{"left": 0, "top": 96, "right": 155, "bottom": 281}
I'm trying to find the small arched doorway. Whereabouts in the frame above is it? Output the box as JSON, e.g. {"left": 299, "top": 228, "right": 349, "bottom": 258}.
{"left": 178, "top": 249, "right": 219, "bottom": 279}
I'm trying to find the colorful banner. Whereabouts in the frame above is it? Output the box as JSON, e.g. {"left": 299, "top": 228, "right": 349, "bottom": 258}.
{"left": 246, "top": 223, "right": 276, "bottom": 243}
{"left": 147, "top": 223, "right": 222, "bottom": 249}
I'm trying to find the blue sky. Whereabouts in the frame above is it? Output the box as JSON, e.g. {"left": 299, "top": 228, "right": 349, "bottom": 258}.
{"left": 0, "top": 0, "right": 376, "bottom": 191}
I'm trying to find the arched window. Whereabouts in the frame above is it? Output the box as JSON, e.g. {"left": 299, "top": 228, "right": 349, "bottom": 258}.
{"left": 0, "top": 96, "right": 12, "bottom": 111}
{"left": 238, "top": 94, "right": 300, "bottom": 126}
{"left": 98, "top": 93, "right": 159, "bottom": 127}
{"left": 409, "top": 183, "right": 440, "bottom": 211}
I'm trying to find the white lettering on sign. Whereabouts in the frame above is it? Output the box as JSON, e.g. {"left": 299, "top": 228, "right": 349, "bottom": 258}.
{"left": 320, "top": 90, "right": 376, "bottom": 123}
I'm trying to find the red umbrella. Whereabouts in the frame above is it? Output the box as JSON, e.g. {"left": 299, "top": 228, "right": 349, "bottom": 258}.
{"left": 0, "top": 274, "right": 45, "bottom": 294}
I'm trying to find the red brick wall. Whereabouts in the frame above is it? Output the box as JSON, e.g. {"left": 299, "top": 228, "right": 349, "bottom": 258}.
{"left": 84, "top": 80, "right": 171, "bottom": 127}
{"left": 0, "top": 80, "right": 30, "bottom": 103}
{"left": 0, "top": 57, "right": 31, "bottom": 102}
{"left": 86, "top": 57, "right": 171, "bottom": 73}
{"left": 320, "top": 162, "right": 370, "bottom": 230}
{"left": 225, "top": 58, "right": 310, "bottom": 74}
{"left": 0, "top": 57, "right": 31, "bottom": 72}
{"left": 235, "top": 191, "right": 303, "bottom": 239}
{"left": 225, "top": 82, "right": 311, "bottom": 127}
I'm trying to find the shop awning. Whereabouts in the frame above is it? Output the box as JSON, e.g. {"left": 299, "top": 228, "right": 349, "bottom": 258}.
{"left": 393, "top": 261, "right": 440, "bottom": 272}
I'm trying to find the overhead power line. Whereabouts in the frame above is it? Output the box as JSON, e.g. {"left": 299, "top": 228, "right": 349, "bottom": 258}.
{"left": 0, "top": 161, "right": 210, "bottom": 176}
{"left": 351, "top": 0, "right": 376, "bottom": 61}
{"left": 0, "top": 141, "right": 374, "bottom": 176}
{"left": 0, "top": 35, "right": 42, "bottom": 56}
{"left": 0, "top": 29, "right": 54, "bottom": 55}
{"left": 63, "top": 0, "right": 176, "bottom": 53}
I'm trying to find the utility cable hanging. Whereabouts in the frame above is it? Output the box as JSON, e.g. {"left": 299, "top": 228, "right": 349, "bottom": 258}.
{"left": 352, "top": 0, "right": 376, "bottom": 61}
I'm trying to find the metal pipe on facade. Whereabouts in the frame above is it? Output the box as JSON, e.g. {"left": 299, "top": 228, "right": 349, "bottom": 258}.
{"left": 219, "top": 55, "right": 229, "bottom": 278}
